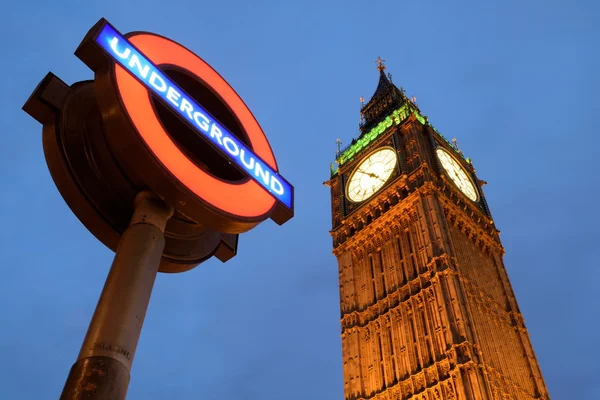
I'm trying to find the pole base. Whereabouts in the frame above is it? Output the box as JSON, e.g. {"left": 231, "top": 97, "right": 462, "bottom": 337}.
{"left": 60, "top": 356, "right": 130, "bottom": 400}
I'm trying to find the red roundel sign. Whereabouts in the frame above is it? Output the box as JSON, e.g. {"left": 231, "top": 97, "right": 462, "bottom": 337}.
{"left": 77, "top": 19, "right": 293, "bottom": 234}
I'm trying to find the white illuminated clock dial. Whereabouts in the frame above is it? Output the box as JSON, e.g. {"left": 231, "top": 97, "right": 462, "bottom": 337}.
{"left": 346, "top": 147, "right": 397, "bottom": 203}
{"left": 435, "top": 148, "right": 478, "bottom": 201}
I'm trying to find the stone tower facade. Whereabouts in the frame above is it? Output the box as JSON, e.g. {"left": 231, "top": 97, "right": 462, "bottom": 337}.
{"left": 325, "top": 62, "right": 549, "bottom": 400}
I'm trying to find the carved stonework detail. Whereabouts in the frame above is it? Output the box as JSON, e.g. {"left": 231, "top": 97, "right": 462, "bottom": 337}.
{"left": 374, "top": 236, "right": 382, "bottom": 249}
{"left": 446, "top": 381, "right": 455, "bottom": 399}
{"left": 410, "top": 212, "right": 419, "bottom": 222}
{"left": 400, "top": 218, "right": 409, "bottom": 229}
{"left": 383, "top": 230, "right": 391, "bottom": 241}
{"left": 415, "top": 294, "right": 423, "bottom": 305}
{"left": 356, "top": 249, "right": 364, "bottom": 260}
{"left": 330, "top": 75, "right": 548, "bottom": 400}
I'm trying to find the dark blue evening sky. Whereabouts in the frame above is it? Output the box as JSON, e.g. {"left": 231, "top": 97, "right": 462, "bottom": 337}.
{"left": 1, "top": 1, "right": 598, "bottom": 399}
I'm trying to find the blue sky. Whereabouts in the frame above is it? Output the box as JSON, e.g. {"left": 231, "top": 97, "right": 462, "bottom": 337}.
{"left": 1, "top": 0, "right": 598, "bottom": 399}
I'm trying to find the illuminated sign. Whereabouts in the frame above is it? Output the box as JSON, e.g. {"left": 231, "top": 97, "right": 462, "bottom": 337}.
{"left": 24, "top": 19, "right": 295, "bottom": 268}
{"left": 22, "top": 19, "right": 297, "bottom": 398}
{"left": 94, "top": 24, "right": 293, "bottom": 212}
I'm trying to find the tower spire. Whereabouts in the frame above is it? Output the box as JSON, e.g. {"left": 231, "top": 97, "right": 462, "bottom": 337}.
{"left": 359, "top": 57, "right": 408, "bottom": 134}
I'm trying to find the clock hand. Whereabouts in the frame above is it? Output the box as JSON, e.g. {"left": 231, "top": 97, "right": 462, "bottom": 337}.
{"left": 359, "top": 169, "right": 386, "bottom": 182}
{"left": 446, "top": 169, "right": 459, "bottom": 184}
{"left": 358, "top": 169, "right": 380, "bottom": 180}
{"left": 450, "top": 170, "right": 470, "bottom": 192}
{"left": 451, "top": 169, "right": 461, "bottom": 181}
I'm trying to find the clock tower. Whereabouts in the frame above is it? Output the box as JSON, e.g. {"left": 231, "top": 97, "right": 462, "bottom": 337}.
{"left": 325, "top": 60, "right": 549, "bottom": 400}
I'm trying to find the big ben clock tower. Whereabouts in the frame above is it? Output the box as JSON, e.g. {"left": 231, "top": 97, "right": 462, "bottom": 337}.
{"left": 325, "top": 59, "right": 550, "bottom": 400}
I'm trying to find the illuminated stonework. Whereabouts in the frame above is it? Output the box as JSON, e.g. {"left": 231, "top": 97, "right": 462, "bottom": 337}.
{"left": 326, "top": 69, "right": 549, "bottom": 400}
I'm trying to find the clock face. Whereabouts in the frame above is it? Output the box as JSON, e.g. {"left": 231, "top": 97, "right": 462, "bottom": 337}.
{"left": 435, "top": 148, "right": 478, "bottom": 201}
{"left": 346, "top": 147, "right": 397, "bottom": 202}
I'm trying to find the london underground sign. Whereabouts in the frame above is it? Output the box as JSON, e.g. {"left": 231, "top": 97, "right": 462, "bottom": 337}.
{"left": 71, "top": 18, "right": 293, "bottom": 233}
{"left": 22, "top": 18, "right": 294, "bottom": 399}
{"left": 24, "top": 17, "right": 294, "bottom": 270}
{"left": 95, "top": 23, "right": 293, "bottom": 211}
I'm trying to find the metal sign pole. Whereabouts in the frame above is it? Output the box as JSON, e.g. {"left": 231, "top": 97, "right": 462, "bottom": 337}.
{"left": 60, "top": 192, "right": 173, "bottom": 400}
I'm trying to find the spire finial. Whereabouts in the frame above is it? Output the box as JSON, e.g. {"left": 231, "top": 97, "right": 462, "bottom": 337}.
{"left": 376, "top": 56, "right": 386, "bottom": 71}
{"left": 452, "top": 138, "right": 463, "bottom": 154}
